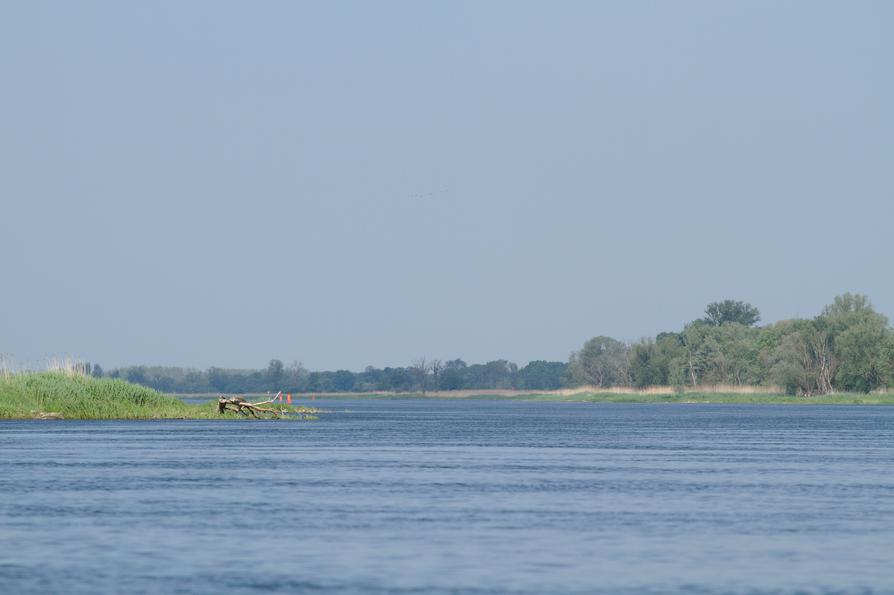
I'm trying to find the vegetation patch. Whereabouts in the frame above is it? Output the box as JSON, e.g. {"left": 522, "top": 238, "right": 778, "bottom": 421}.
{"left": 0, "top": 372, "right": 319, "bottom": 420}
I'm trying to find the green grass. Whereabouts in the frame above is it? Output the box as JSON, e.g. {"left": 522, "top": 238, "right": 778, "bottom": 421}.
{"left": 0, "top": 372, "right": 319, "bottom": 420}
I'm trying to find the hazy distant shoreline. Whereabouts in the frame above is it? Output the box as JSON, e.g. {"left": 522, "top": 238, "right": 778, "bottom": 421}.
{"left": 179, "top": 386, "right": 894, "bottom": 405}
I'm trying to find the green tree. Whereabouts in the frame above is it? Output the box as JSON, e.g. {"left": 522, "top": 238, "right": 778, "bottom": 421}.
{"left": 410, "top": 357, "right": 429, "bottom": 394}
{"left": 482, "top": 360, "right": 515, "bottom": 389}
{"left": 430, "top": 359, "right": 443, "bottom": 391}
{"left": 835, "top": 319, "right": 889, "bottom": 392}
{"left": 678, "top": 322, "right": 722, "bottom": 387}
{"left": 331, "top": 370, "right": 355, "bottom": 391}
{"left": 703, "top": 300, "right": 761, "bottom": 327}
{"left": 518, "top": 360, "right": 566, "bottom": 390}
{"left": 823, "top": 293, "right": 873, "bottom": 318}
{"left": 266, "top": 359, "right": 284, "bottom": 389}
{"left": 885, "top": 334, "right": 894, "bottom": 389}
{"left": 821, "top": 294, "right": 889, "bottom": 392}
{"left": 126, "top": 366, "right": 148, "bottom": 385}
{"left": 770, "top": 319, "right": 835, "bottom": 395}
{"left": 439, "top": 359, "right": 467, "bottom": 390}
{"left": 284, "top": 361, "right": 310, "bottom": 392}
{"left": 713, "top": 323, "right": 762, "bottom": 385}
{"left": 208, "top": 366, "right": 229, "bottom": 392}
{"left": 629, "top": 340, "right": 663, "bottom": 388}
{"left": 568, "top": 336, "right": 629, "bottom": 387}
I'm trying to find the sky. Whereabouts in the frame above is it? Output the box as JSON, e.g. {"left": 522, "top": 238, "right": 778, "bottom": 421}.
{"left": 2, "top": 1, "right": 893, "bottom": 371}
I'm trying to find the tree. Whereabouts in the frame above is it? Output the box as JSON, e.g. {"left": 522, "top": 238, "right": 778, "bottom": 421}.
{"left": 823, "top": 293, "right": 873, "bottom": 317}
{"left": 770, "top": 318, "right": 836, "bottom": 396}
{"left": 331, "top": 370, "right": 355, "bottom": 391}
{"left": 821, "top": 294, "right": 890, "bottom": 393}
{"left": 482, "top": 360, "right": 515, "bottom": 389}
{"left": 834, "top": 319, "right": 889, "bottom": 392}
{"left": 517, "top": 360, "right": 566, "bottom": 390}
{"left": 266, "top": 359, "right": 284, "bottom": 390}
{"left": 91, "top": 363, "right": 103, "bottom": 378}
{"left": 126, "top": 366, "right": 148, "bottom": 385}
{"left": 885, "top": 334, "right": 894, "bottom": 390}
{"left": 629, "top": 341, "right": 665, "bottom": 388}
{"left": 439, "top": 359, "right": 467, "bottom": 390}
{"left": 208, "top": 366, "right": 229, "bottom": 392}
{"left": 410, "top": 357, "right": 429, "bottom": 394}
{"left": 703, "top": 300, "right": 761, "bottom": 327}
{"left": 568, "top": 336, "right": 629, "bottom": 387}
{"left": 380, "top": 367, "right": 413, "bottom": 391}
{"left": 634, "top": 333, "right": 687, "bottom": 388}
{"left": 678, "top": 323, "right": 721, "bottom": 387}
{"left": 713, "top": 323, "right": 762, "bottom": 385}
{"left": 429, "top": 359, "right": 443, "bottom": 391}
{"left": 284, "top": 361, "right": 310, "bottom": 392}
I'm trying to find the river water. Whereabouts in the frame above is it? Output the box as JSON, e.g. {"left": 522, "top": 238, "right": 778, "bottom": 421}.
{"left": 2, "top": 400, "right": 894, "bottom": 594}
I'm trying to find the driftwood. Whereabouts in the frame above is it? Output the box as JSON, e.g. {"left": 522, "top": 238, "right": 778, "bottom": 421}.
{"left": 32, "top": 411, "right": 64, "bottom": 420}
{"left": 217, "top": 396, "right": 284, "bottom": 418}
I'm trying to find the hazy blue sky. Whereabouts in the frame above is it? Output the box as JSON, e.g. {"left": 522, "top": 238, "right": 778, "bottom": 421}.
{"left": 2, "top": 1, "right": 892, "bottom": 371}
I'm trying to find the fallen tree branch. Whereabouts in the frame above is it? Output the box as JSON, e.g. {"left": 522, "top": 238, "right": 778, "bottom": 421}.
{"left": 217, "top": 396, "right": 284, "bottom": 418}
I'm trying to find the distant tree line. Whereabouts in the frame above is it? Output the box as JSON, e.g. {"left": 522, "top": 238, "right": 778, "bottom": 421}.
{"left": 92, "top": 294, "right": 894, "bottom": 396}
{"left": 565, "top": 295, "right": 893, "bottom": 395}
{"left": 96, "top": 358, "right": 568, "bottom": 395}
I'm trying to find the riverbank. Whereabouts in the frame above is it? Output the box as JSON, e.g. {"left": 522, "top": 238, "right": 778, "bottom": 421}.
{"left": 526, "top": 391, "right": 894, "bottom": 404}
{"left": 176, "top": 388, "right": 894, "bottom": 405}
{"left": 0, "top": 372, "right": 318, "bottom": 419}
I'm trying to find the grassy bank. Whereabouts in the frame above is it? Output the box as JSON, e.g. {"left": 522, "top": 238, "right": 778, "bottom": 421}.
{"left": 0, "top": 372, "right": 318, "bottom": 420}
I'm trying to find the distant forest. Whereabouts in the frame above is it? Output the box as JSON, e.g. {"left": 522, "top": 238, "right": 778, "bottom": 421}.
{"left": 89, "top": 358, "right": 566, "bottom": 395}
{"left": 90, "top": 294, "right": 894, "bottom": 396}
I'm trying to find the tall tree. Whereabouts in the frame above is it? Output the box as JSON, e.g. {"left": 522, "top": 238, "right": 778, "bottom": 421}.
{"left": 410, "top": 357, "right": 429, "bottom": 394}
{"left": 820, "top": 294, "right": 890, "bottom": 392}
{"left": 679, "top": 323, "right": 721, "bottom": 387}
{"left": 429, "top": 359, "right": 443, "bottom": 391}
{"left": 629, "top": 340, "right": 663, "bottom": 388}
{"left": 568, "top": 336, "right": 629, "bottom": 387}
{"left": 266, "top": 359, "right": 284, "bottom": 390}
{"left": 703, "top": 300, "right": 761, "bottom": 327}
{"left": 770, "top": 320, "right": 835, "bottom": 395}
{"left": 517, "top": 360, "right": 566, "bottom": 390}
{"left": 439, "top": 359, "right": 467, "bottom": 390}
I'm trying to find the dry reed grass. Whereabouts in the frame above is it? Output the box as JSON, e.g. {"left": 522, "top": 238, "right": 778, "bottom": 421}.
{"left": 424, "top": 384, "right": 783, "bottom": 397}
{"left": 295, "top": 384, "right": 784, "bottom": 398}
{"left": 0, "top": 356, "right": 93, "bottom": 381}
{"left": 0, "top": 355, "right": 17, "bottom": 381}
{"left": 45, "top": 357, "right": 90, "bottom": 377}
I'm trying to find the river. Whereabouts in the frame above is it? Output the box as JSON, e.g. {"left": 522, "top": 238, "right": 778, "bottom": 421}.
{"left": 2, "top": 400, "right": 894, "bottom": 593}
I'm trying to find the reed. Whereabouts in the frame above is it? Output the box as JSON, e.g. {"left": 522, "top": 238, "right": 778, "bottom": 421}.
{"left": 0, "top": 371, "right": 318, "bottom": 420}
{"left": 45, "top": 356, "right": 91, "bottom": 377}
{"left": 0, "top": 355, "right": 15, "bottom": 381}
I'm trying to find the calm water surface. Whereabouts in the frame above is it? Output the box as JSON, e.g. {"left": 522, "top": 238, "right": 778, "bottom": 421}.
{"left": 2, "top": 400, "right": 894, "bottom": 594}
